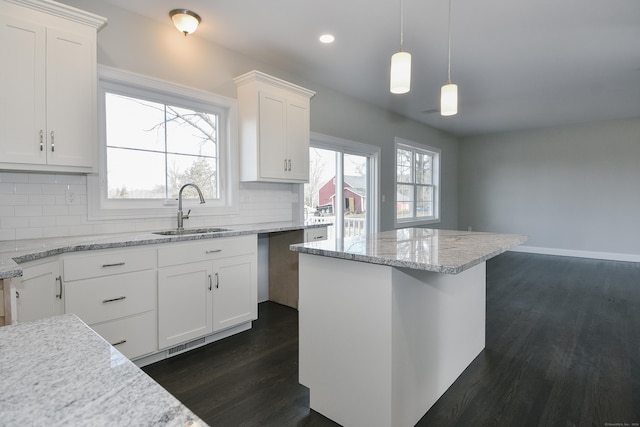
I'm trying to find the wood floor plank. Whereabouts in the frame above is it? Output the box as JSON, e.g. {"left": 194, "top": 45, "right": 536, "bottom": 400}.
{"left": 143, "top": 252, "right": 640, "bottom": 426}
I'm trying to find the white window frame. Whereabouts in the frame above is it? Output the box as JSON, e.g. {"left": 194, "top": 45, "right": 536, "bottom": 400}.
{"left": 301, "top": 132, "right": 380, "bottom": 235}
{"left": 394, "top": 137, "right": 441, "bottom": 227}
{"left": 88, "top": 66, "right": 239, "bottom": 220}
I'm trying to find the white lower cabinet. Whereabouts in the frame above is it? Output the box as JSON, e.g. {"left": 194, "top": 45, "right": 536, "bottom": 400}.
{"left": 212, "top": 254, "right": 256, "bottom": 331}
{"left": 10, "top": 234, "right": 259, "bottom": 362}
{"left": 13, "top": 258, "right": 63, "bottom": 323}
{"left": 91, "top": 311, "right": 157, "bottom": 359}
{"left": 63, "top": 248, "right": 158, "bottom": 360}
{"left": 157, "top": 235, "right": 258, "bottom": 351}
{"left": 158, "top": 261, "right": 213, "bottom": 349}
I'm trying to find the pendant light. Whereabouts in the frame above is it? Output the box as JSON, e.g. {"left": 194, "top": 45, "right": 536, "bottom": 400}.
{"left": 390, "top": 0, "right": 411, "bottom": 94}
{"left": 440, "top": 0, "right": 458, "bottom": 116}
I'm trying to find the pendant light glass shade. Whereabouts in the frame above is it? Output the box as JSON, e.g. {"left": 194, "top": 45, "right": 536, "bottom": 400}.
{"left": 440, "top": 82, "right": 458, "bottom": 116}
{"left": 440, "top": 0, "right": 458, "bottom": 116}
{"left": 170, "top": 9, "right": 201, "bottom": 36}
{"left": 390, "top": 51, "right": 412, "bottom": 94}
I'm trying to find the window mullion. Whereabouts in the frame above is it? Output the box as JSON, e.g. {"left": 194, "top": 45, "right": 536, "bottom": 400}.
{"left": 164, "top": 104, "right": 169, "bottom": 199}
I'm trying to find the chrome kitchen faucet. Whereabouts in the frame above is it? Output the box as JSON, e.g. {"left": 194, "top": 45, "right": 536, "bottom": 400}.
{"left": 177, "top": 183, "right": 206, "bottom": 230}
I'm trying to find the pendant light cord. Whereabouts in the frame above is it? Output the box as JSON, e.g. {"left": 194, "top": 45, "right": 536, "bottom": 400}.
{"left": 400, "top": 0, "right": 405, "bottom": 50}
{"left": 447, "top": 0, "right": 452, "bottom": 84}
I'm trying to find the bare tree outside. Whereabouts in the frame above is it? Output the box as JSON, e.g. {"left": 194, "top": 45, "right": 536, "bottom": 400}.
{"left": 105, "top": 93, "right": 219, "bottom": 200}
{"left": 304, "top": 147, "right": 326, "bottom": 209}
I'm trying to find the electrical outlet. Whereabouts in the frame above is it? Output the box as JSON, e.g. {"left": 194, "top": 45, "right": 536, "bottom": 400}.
{"left": 65, "top": 190, "right": 79, "bottom": 206}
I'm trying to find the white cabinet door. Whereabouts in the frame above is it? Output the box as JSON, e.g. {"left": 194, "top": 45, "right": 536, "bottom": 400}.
{"left": 14, "top": 259, "right": 63, "bottom": 323}
{"left": 235, "top": 70, "right": 314, "bottom": 183}
{"left": 0, "top": 16, "right": 46, "bottom": 164}
{"left": 213, "top": 254, "right": 257, "bottom": 332}
{"left": 157, "top": 261, "right": 214, "bottom": 350}
{"left": 258, "top": 91, "right": 287, "bottom": 180}
{"left": 286, "top": 97, "right": 310, "bottom": 181}
{"left": 45, "top": 28, "right": 94, "bottom": 168}
{"left": 0, "top": 2, "right": 103, "bottom": 172}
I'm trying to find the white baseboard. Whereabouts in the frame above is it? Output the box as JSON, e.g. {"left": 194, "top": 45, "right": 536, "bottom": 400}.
{"left": 509, "top": 245, "right": 640, "bottom": 263}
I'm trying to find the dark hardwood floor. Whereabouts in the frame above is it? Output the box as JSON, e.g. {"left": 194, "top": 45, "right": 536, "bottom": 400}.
{"left": 143, "top": 252, "right": 640, "bottom": 426}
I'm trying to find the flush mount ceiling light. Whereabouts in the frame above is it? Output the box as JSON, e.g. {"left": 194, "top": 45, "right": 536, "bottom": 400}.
{"left": 169, "top": 9, "right": 201, "bottom": 36}
{"left": 440, "top": 0, "right": 458, "bottom": 116}
{"left": 319, "top": 34, "right": 335, "bottom": 44}
{"left": 390, "top": 0, "right": 411, "bottom": 94}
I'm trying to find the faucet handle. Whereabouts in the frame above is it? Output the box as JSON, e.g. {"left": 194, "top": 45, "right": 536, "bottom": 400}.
{"left": 183, "top": 209, "right": 191, "bottom": 219}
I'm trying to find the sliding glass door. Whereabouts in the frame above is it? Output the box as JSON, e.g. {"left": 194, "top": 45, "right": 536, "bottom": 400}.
{"left": 304, "top": 134, "right": 379, "bottom": 239}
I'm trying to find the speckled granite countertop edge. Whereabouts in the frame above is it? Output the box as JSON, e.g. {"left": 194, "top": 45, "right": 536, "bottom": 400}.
{"left": 0, "top": 222, "right": 328, "bottom": 279}
{"left": 290, "top": 228, "right": 528, "bottom": 274}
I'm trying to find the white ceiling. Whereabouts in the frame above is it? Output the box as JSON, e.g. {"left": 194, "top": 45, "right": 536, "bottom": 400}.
{"left": 101, "top": 0, "right": 640, "bottom": 137}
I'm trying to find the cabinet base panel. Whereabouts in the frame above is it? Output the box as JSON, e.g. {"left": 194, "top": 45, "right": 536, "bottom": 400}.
{"left": 133, "top": 322, "right": 252, "bottom": 368}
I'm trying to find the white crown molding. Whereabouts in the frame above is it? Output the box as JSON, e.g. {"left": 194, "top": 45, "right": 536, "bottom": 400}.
{"left": 2, "top": 0, "right": 107, "bottom": 29}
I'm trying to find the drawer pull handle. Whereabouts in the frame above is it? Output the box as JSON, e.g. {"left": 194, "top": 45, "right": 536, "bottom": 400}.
{"left": 215, "top": 272, "right": 219, "bottom": 289}
{"left": 205, "top": 249, "right": 222, "bottom": 254}
{"left": 208, "top": 274, "right": 212, "bottom": 291}
{"left": 102, "top": 262, "right": 125, "bottom": 268}
{"left": 111, "top": 340, "right": 127, "bottom": 346}
{"left": 55, "top": 275, "right": 62, "bottom": 299}
{"left": 313, "top": 236, "right": 325, "bottom": 240}
{"left": 103, "top": 296, "right": 126, "bottom": 303}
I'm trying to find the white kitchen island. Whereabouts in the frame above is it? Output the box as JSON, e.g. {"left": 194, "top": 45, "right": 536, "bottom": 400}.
{"left": 290, "top": 228, "right": 527, "bottom": 427}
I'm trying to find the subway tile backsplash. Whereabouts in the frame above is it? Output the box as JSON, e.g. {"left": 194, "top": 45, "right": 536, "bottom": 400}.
{"left": 0, "top": 172, "right": 299, "bottom": 242}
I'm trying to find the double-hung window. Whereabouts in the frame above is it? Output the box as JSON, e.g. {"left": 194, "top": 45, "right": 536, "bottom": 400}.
{"left": 395, "top": 138, "right": 440, "bottom": 226}
{"left": 89, "top": 66, "right": 238, "bottom": 219}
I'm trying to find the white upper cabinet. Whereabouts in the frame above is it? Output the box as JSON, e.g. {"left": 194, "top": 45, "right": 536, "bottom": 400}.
{"left": 0, "top": 0, "right": 105, "bottom": 173}
{"left": 234, "top": 70, "right": 315, "bottom": 183}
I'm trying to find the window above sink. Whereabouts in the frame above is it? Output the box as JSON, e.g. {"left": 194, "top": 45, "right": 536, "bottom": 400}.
{"left": 87, "top": 66, "right": 239, "bottom": 221}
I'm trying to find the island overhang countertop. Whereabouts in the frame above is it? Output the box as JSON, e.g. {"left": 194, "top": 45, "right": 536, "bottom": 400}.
{"left": 290, "top": 228, "right": 528, "bottom": 274}
{"left": 0, "top": 314, "right": 206, "bottom": 426}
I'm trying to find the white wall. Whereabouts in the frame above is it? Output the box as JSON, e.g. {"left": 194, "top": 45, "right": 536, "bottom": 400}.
{"left": 55, "top": 0, "right": 459, "bottom": 233}
{"left": 458, "top": 118, "right": 640, "bottom": 260}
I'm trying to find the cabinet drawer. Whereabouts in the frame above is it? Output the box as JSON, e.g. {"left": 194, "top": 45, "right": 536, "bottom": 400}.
{"left": 92, "top": 311, "right": 157, "bottom": 360}
{"left": 65, "top": 270, "right": 156, "bottom": 325}
{"left": 305, "top": 227, "right": 327, "bottom": 242}
{"left": 63, "top": 248, "right": 157, "bottom": 282}
{"left": 158, "top": 235, "right": 257, "bottom": 267}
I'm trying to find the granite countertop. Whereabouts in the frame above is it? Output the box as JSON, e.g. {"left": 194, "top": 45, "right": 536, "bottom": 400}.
{"left": 290, "top": 228, "right": 528, "bottom": 274}
{"left": 0, "top": 222, "right": 328, "bottom": 279}
{"left": 0, "top": 314, "right": 206, "bottom": 426}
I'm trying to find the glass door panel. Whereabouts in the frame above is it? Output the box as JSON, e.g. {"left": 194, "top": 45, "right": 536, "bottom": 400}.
{"left": 343, "top": 154, "right": 368, "bottom": 238}
{"left": 305, "top": 147, "right": 371, "bottom": 239}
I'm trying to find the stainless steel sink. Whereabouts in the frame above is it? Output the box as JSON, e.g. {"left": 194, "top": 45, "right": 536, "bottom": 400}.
{"left": 153, "top": 227, "right": 231, "bottom": 236}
